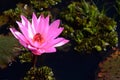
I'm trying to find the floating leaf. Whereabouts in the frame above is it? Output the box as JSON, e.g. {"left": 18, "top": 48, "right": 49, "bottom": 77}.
{"left": 0, "top": 35, "right": 21, "bottom": 68}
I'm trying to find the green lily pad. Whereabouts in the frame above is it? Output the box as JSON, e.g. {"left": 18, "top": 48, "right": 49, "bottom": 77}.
{"left": 0, "top": 35, "right": 21, "bottom": 68}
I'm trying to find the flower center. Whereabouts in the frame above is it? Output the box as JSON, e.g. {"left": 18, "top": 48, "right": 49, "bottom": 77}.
{"left": 33, "top": 33, "right": 44, "bottom": 44}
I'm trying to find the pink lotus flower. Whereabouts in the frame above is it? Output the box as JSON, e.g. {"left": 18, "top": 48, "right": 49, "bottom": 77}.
{"left": 10, "top": 13, "right": 69, "bottom": 55}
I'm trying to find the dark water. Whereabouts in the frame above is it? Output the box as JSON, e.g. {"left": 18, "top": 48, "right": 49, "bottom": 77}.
{"left": 0, "top": 0, "right": 19, "bottom": 12}
{"left": 0, "top": 50, "right": 101, "bottom": 80}
{"left": 0, "top": 61, "right": 31, "bottom": 80}
{"left": 43, "top": 51, "right": 101, "bottom": 80}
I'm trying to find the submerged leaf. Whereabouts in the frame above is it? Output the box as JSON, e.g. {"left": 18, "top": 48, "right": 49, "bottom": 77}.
{"left": 24, "top": 66, "right": 55, "bottom": 80}
{"left": 61, "top": 1, "right": 117, "bottom": 53}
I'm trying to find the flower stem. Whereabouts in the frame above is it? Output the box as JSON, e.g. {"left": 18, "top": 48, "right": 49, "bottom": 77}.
{"left": 33, "top": 55, "right": 38, "bottom": 68}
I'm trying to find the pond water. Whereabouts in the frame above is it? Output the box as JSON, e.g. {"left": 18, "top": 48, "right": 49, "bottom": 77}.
{"left": 0, "top": 50, "right": 101, "bottom": 80}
